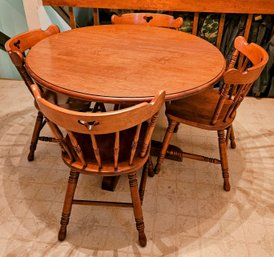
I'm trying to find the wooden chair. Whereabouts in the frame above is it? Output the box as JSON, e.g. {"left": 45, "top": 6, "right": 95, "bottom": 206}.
{"left": 31, "top": 83, "right": 165, "bottom": 247}
{"left": 111, "top": 13, "right": 183, "bottom": 29}
{"left": 154, "top": 36, "right": 268, "bottom": 191}
{"left": 111, "top": 12, "right": 182, "bottom": 113}
{"left": 5, "top": 25, "right": 91, "bottom": 161}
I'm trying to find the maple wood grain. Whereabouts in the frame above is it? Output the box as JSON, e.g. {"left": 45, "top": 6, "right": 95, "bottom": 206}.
{"left": 26, "top": 25, "right": 225, "bottom": 103}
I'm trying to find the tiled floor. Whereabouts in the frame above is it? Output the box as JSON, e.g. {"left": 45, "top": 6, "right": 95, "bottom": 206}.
{"left": 0, "top": 79, "right": 274, "bottom": 257}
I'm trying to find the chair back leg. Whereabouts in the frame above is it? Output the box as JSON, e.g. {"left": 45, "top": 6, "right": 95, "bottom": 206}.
{"left": 154, "top": 120, "right": 178, "bottom": 174}
{"left": 147, "top": 155, "right": 154, "bottom": 177}
{"left": 58, "top": 170, "right": 79, "bottom": 241}
{"left": 218, "top": 130, "right": 231, "bottom": 191}
{"left": 128, "top": 173, "right": 147, "bottom": 247}
{"left": 139, "top": 162, "right": 149, "bottom": 203}
{"left": 28, "top": 111, "right": 44, "bottom": 161}
{"left": 229, "top": 125, "right": 236, "bottom": 149}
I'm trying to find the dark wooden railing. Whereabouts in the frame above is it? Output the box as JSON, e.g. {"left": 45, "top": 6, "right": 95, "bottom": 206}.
{"left": 43, "top": 0, "right": 274, "bottom": 51}
{"left": 0, "top": 31, "right": 10, "bottom": 51}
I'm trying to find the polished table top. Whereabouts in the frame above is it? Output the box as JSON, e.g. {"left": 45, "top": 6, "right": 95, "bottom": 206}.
{"left": 26, "top": 24, "right": 226, "bottom": 103}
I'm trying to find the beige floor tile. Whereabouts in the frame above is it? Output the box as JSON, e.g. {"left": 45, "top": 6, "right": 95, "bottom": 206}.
{"left": 242, "top": 221, "right": 268, "bottom": 244}
{"left": 200, "top": 238, "right": 226, "bottom": 257}
{"left": 197, "top": 199, "right": 224, "bottom": 219}
{"left": 31, "top": 242, "right": 60, "bottom": 257}
{"left": 221, "top": 220, "right": 245, "bottom": 242}
{"left": 223, "top": 240, "right": 249, "bottom": 257}
{"left": 152, "top": 233, "right": 177, "bottom": 256}
{"left": 156, "top": 194, "right": 177, "bottom": 214}
{"left": 247, "top": 242, "right": 274, "bottom": 257}
{"left": 195, "top": 170, "right": 216, "bottom": 185}
{"left": 157, "top": 162, "right": 178, "bottom": 181}
{"left": 63, "top": 222, "right": 88, "bottom": 246}
{"left": 3, "top": 239, "right": 33, "bottom": 257}
{"left": 0, "top": 238, "right": 10, "bottom": 256}
{"left": 177, "top": 215, "right": 200, "bottom": 237}
{"left": 103, "top": 250, "right": 128, "bottom": 257}
{"left": 109, "top": 207, "right": 134, "bottom": 230}
{"left": 13, "top": 218, "right": 42, "bottom": 241}
{"left": 264, "top": 204, "right": 274, "bottom": 225}
{"left": 196, "top": 184, "right": 220, "bottom": 199}
{"left": 0, "top": 217, "right": 21, "bottom": 239}
{"left": 142, "top": 193, "right": 157, "bottom": 213}
{"left": 157, "top": 178, "right": 177, "bottom": 195}
{"left": 104, "top": 227, "right": 131, "bottom": 250}
{"left": 81, "top": 225, "right": 109, "bottom": 250}
{"left": 177, "top": 197, "right": 199, "bottom": 217}
{"left": 33, "top": 241, "right": 79, "bottom": 257}
{"left": 177, "top": 182, "right": 197, "bottom": 199}
{"left": 154, "top": 213, "right": 176, "bottom": 233}
{"left": 176, "top": 236, "right": 201, "bottom": 257}
{"left": 199, "top": 218, "right": 224, "bottom": 239}
{"left": 219, "top": 202, "right": 242, "bottom": 221}
{"left": 36, "top": 221, "right": 60, "bottom": 244}
{"left": 176, "top": 167, "right": 196, "bottom": 183}
{"left": 265, "top": 224, "right": 274, "bottom": 246}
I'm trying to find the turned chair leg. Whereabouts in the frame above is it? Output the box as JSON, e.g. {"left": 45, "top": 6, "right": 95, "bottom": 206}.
{"left": 28, "top": 111, "right": 44, "bottom": 161}
{"left": 128, "top": 173, "right": 147, "bottom": 247}
{"left": 218, "top": 130, "right": 230, "bottom": 191}
{"left": 147, "top": 155, "right": 154, "bottom": 177}
{"left": 58, "top": 170, "right": 79, "bottom": 241}
{"left": 173, "top": 123, "right": 180, "bottom": 133}
{"left": 229, "top": 125, "right": 236, "bottom": 149}
{"left": 168, "top": 118, "right": 180, "bottom": 133}
{"left": 226, "top": 126, "right": 231, "bottom": 146}
{"left": 139, "top": 161, "right": 149, "bottom": 204}
{"left": 154, "top": 120, "right": 178, "bottom": 174}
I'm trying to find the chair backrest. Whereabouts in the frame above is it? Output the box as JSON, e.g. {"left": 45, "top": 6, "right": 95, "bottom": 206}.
{"left": 31, "top": 83, "right": 165, "bottom": 171}
{"left": 5, "top": 25, "right": 60, "bottom": 95}
{"left": 111, "top": 13, "right": 183, "bottom": 30}
{"left": 211, "top": 36, "right": 269, "bottom": 125}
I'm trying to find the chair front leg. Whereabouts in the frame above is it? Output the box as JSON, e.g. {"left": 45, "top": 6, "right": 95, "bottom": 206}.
{"left": 58, "top": 170, "right": 79, "bottom": 241}
{"left": 218, "top": 130, "right": 230, "bottom": 191}
{"left": 147, "top": 155, "right": 154, "bottom": 177}
{"left": 139, "top": 161, "right": 149, "bottom": 204}
{"left": 28, "top": 111, "right": 44, "bottom": 161}
{"left": 154, "top": 119, "right": 178, "bottom": 174}
{"left": 128, "top": 173, "right": 147, "bottom": 247}
{"left": 229, "top": 125, "right": 236, "bottom": 149}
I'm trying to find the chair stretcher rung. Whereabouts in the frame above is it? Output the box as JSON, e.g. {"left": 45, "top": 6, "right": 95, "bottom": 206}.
{"left": 72, "top": 199, "right": 133, "bottom": 207}
{"left": 38, "top": 136, "right": 58, "bottom": 142}
{"left": 182, "top": 152, "right": 221, "bottom": 164}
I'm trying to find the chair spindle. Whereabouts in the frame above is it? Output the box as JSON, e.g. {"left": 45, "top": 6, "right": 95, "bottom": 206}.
{"left": 129, "top": 124, "right": 142, "bottom": 166}
{"left": 67, "top": 131, "right": 87, "bottom": 168}
{"left": 114, "top": 132, "right": 120, "bottom": 170}
{"left": 90, "top": 134, "right": 102, "bottom": 169}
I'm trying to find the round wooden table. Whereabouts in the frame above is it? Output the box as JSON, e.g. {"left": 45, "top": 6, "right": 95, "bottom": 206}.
{"left": 26, "top": 24, "right": 226, "bottom": 191}
{"left": 26, "top": 24, "right": 226, "bottom": 103}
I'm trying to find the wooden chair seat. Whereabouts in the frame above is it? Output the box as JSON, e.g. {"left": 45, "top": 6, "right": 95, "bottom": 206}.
{"left": 166, "top": 88, "right": 234, "bottom": 130}
{"left": 63, "top": 125, "right": 149, "bottom": 175}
